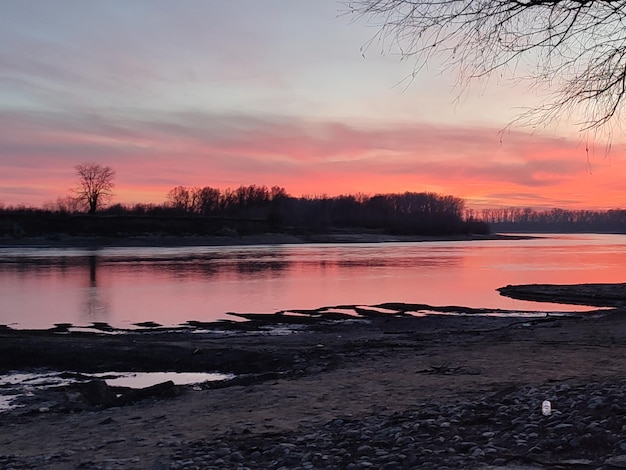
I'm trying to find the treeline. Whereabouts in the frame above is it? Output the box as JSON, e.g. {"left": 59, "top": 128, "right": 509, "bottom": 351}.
{"left": 162, "top": 185, "right": 487, "bottom": 235}
{"left": 476, "top": 207, "right": 626, "bottom": 232}
{"left": 0, "top": 185, "right": 489, "bottom": 237}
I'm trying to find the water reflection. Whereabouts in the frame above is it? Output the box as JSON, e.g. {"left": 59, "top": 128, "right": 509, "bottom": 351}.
{"left": 81, "top": 255, "right": 111, "bottom": 323}
{"left": 1, "top": 234, "right": 626, "bottom": 329}
{"left": 0, "top": 250, "right": 293, "bottom": 279}
{"left": 88, "top": 255, "right": 97, "bottom": 285}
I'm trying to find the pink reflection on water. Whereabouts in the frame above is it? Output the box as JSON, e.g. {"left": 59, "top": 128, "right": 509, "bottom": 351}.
{"left": 1, "top": 234, "right": 625, "bottom": 329}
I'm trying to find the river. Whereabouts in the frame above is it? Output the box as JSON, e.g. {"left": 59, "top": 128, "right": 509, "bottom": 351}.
{"left": 0, "top": 233, "right": 625, "bottom": 329}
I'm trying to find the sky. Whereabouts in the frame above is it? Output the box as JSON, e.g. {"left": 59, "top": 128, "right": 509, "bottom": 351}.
{"left": 1, "top": 0, "right": 626, "bottom": 211}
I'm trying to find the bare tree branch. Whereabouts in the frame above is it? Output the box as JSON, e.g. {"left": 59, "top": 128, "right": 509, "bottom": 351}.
{"left": 346, "top": 0, "right": 626, "bottom": 132}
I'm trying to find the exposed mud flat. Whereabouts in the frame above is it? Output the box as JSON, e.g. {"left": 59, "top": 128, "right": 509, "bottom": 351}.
{"left": 499, "top": 282, "right": 626, "bottom": 308}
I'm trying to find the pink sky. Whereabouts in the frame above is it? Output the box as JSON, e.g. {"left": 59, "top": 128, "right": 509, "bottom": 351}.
{"left": 1, "top": 1, "right": 625, "bottom": 210}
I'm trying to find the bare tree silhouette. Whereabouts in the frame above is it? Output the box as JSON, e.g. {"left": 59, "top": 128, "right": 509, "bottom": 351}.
{"left": 347, "top": 0, "right": 626, "bottom": 132}
{"left": 73, "top": 163, "right": 115, "bottom": 214}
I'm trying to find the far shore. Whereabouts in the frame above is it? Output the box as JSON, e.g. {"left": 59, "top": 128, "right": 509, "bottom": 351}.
{"left": 0, "top": 231, "right": 536, "bottom": 248}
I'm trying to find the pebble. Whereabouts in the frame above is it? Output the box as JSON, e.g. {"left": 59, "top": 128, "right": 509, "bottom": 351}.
{"left": 3, "top": 380, "right": 626, "bottom": 469}
{"left": 164, "top": 379, "right": 626, "bottom": 469}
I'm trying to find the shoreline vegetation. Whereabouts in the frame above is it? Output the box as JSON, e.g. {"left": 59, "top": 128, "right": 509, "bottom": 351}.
{"left": 1, "top": 188, "right": 490, "bottom": 241}
{"left": 4, "top": 183, "right": 626, "bottom": 240}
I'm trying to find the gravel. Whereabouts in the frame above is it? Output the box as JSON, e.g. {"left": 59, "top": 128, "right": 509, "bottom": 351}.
{"left": 3, "top": 380, "right": 626, "bottom": 469}
{"left": 159, "top": 379, "right": 626, "bottom": 469}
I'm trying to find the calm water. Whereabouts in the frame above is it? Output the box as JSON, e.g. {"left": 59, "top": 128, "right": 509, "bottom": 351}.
{"left": 0, "top": 233, "right": 625, "bottom": 329}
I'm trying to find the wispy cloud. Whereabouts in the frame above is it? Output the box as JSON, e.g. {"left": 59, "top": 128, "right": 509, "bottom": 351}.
{"left": 1, "top": 1, "right": 624, "bottom": 209}
{"left": 1, "top": 106, "right": 622, "bottom": 208}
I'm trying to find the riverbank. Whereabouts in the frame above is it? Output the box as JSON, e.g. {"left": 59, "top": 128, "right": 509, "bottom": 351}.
{"left": 1, "top": 297, "right": 625, "bottom": 469}
{"left": 0, "top": 231, "right": 531, "bottom": 248}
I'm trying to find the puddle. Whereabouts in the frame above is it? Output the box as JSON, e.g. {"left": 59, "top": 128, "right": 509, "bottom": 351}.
{"left": 0, "top": 394, "right": 19, "bottom": 411}
{"left": 406, "top": 310, "right": 569, "bottom": 318}
{"left": 89, "top": 371, "right": 233, "bottom": 388}
{"left": 0, "top": 370, "right": 234, "bottom": 412}
{"left": 355, "top": 306, "right": 399, "bottom": 314}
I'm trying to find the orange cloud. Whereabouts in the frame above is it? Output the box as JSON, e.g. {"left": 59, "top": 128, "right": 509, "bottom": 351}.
{"left": 1, "top": 109, "right": 625, "bottom": 210}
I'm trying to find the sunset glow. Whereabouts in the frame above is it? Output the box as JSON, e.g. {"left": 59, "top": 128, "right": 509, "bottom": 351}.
{"left": 1, "top": 1, "right": 625, "bottom": 211}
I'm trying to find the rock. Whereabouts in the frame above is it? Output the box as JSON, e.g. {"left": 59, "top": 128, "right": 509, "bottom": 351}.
{"left": 553, "top": 423, "right": 575, "bottom": 431}
{"left": 356, "top": 445, "right": 372, "bottom": 456}
{"left": 606, "top": 455, "right": 626, "bottom": 468}
{"left": 113, "top": 380, "right": 179, "bottom": 407}
{"left": 78, "top": 380, "right": 117, "bottom": 407}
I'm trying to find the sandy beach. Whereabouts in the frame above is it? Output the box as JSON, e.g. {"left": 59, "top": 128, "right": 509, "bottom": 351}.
{"left": 1, "top": 287, "right": 625, "bottom": 469}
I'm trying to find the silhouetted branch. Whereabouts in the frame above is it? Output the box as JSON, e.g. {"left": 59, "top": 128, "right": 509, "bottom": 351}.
{"left": 346, "top": 0, "right": 626, "bottom": 131}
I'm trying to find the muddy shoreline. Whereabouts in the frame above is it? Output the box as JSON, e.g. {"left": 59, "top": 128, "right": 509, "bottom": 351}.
{"left": 1, "top": 285, "right": 626, "bottom": 468}
{"left": 0, "top": 296, "right": 606, "bottom": 380}
{"left": 0, "top": 231, "right": 532, "bottom": 248}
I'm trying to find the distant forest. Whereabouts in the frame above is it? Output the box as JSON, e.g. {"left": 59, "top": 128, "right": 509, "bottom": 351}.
{"left": 0, "top": 185, "right": 488, "bottom": 238}
{"left": 4, "top": 185, "right": 625, "bottom": 239}
{"left": 477, "top": 207, "right": 626, "bottom": 233}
